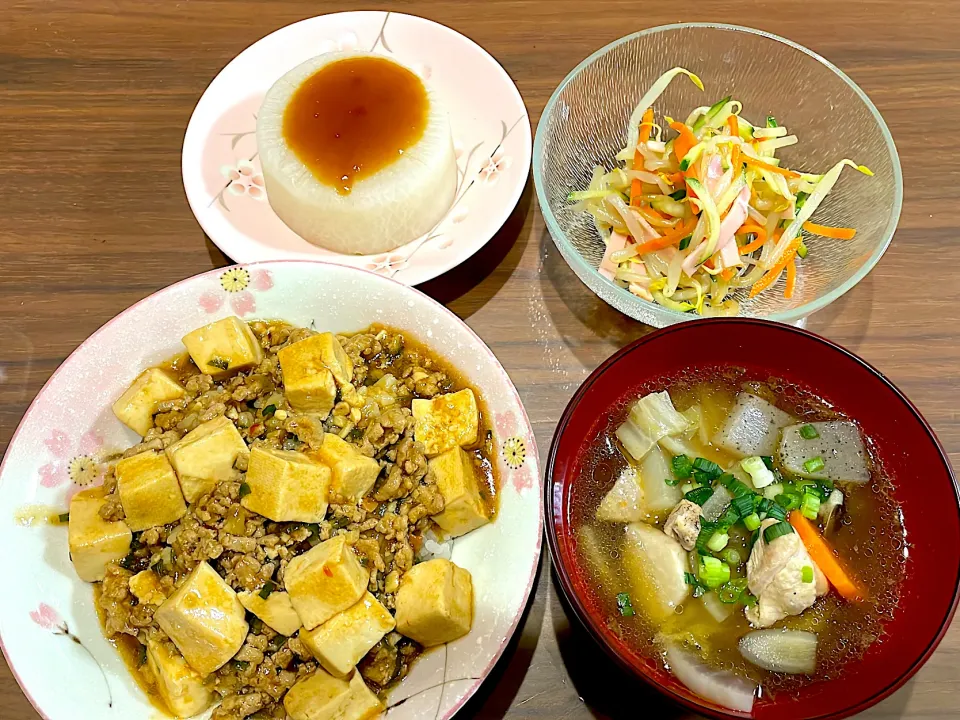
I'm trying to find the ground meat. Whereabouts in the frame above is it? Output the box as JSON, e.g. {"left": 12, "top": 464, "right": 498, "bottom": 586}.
{"left": 90, "top": 322, "right": 497, "bottom": 717}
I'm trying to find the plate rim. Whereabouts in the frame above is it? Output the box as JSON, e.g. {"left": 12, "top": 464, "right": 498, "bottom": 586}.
{"left": 0, "top": 258, "right": 543, "bottom": 720}
{"left": 181, "top": 10, "right": 532, "bottom": 286}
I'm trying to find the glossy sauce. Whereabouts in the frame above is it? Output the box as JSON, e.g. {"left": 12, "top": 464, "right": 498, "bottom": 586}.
{"left": 283, "top": 56, "right": 428, "bottom": 194}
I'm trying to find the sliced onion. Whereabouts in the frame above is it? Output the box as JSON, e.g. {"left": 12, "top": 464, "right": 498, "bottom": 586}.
{"left": 607, "top": 194, "right": 658, "bottom": 242}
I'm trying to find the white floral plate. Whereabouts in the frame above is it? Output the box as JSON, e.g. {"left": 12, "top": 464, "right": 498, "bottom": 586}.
{"left": 182, "top": 11, "right": 531, "bottom": 285}
{"left": 0, "top": 261, "right": 542, "bottom": 720}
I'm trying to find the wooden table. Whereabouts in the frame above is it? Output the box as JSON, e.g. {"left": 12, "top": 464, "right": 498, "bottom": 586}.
{"left": 2, "top": 1, "right": 958, "bottom": 717}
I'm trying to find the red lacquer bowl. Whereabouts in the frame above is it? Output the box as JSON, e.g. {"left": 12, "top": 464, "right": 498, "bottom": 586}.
{"left": 545, "top": 318, "right": 959, "bottom": 720}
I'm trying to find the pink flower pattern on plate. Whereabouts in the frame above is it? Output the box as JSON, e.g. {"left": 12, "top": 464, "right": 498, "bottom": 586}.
{"left": 200, "top": 267, "right": 273, "bottom": 316}
{"left": 37, "top": 429, "right": 104, "bottom": 490}
{"left": 30, "top": 603, "right": 63, "bottom": 631}
{"left": 29, "top": 603, "right": 113, "bottom": 706}
{"left": 479, "top": 149, "right": 512, "bottom": 184}
{"left": 365, "top": 254, "right": 409, "bottom": 276}
{"left": 220, "top": 160, "right": 265, "bottom": 201}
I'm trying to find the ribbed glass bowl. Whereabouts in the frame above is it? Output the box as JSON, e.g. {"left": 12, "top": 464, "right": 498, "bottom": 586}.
{"left": 533, "top": 24, "right": 902, "bottom": 327}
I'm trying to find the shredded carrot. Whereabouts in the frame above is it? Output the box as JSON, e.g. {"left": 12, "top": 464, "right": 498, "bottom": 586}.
{"left": 720, "top": 268, "right": 736, "bottom": 281}
{"left": 748, "top": 235, "right": 802, "bottom": 297}
{"left": 629, "top": 110, "right": 656, "bottom": 205}
{"left": 736, "top": 224, "right": 767, "bottom": 253}
{"left": 727, "top": 114, "right": 739, "bottom": 138}
{"left": 784, "top": 258, "right": 797, "bottom": 298}
{"left": 730, "top": 143, "right": 741, "bottom": 172}
{"left": 789, "top": 512, "right": 866, "bottom": 602}
{"left": 634, "top": 218, "right": 696, "bottom": 254}
{"left": 670, "top": 121, "right": 697, "bottom": 163}
{"left": 802, "top": 221, "right": 857, "bottom": 240}
{"left": 743, "top": 155, "right": 801, "bottom": 179}
{"left": 638, "top": 108, "right": 654, "bottom": 144}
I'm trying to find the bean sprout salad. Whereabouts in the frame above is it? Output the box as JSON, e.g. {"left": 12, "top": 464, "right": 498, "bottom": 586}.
{"left": 569, "top": 68, "right": 872, "bottom": 316}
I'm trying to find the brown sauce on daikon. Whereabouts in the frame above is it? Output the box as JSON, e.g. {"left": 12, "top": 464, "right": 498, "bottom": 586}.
{"left": 282, "top": 56, "right": 428, "bottom": 194}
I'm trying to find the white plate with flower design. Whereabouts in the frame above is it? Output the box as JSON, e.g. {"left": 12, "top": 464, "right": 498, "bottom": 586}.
{"left": 182, "top": 11, "right": 531, "bottom": 285}
{"left": 0, "top": 261, "right": 542, "bottom": 720}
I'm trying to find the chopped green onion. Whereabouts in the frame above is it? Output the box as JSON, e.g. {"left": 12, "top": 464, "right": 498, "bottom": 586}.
{"left": 803, "top": 456, "right": 826, "bottom": 474}
{"left": 722, "top": 548, "right": 742, "bottom": 566}
{"left": 699, "top": 556, "right": 731, "bottom": 589}
{"left": 678, "top": 235, "right": 692, "bottom": 251}
{"left": 685, "top": 486, "right": 714, "bottom": 506}
{"left": 209, "top": 357, "right": 230, "bottom": 371}
{"left": 259, "top": 581, "right": 276, "bottom": 600}
{"left": 761, "top": 456, "right": 775, "bottom": 471}
{"left": 730, "top": 494, "right": 756, "bottom": 519}
{"left": 137, "top": 643, "right": 147, "bottom": 667}
{"left": 669, "top": 188, "right": 687, "bottom": 200}
{"left": 766, "top": 115, "right": 778, "bottom": 128}
{"left": 239, "top": 482, "right": 252, "bottom": 498}
{"left": 680, "top": 482, "right": 695, "bottom": 495}
{"left": 707, "top": 532, "right": 729, "bottom": 552}
{"left": 740, "top": 455, "right": 776, "bottom": 489}
{"left": 801, "top": 493, "right": 821, "bottom": 520}
{"left": 766, "top": 503, "right": 787, "bottom": 522}
{"left": 799, "top": 424, "right": 820, "bottom": 440}
{"left": 695, "top": 521, "right": 717, "bottom": 553}
{"left": 717, "top": 506, "right": 741, "bottom": 531}
{"left": 664, "top": 476, "right": 682, "bottom": 487}
{"left": 57, "top": 512, "right": 70, "bottom": 523}
{"left": 718, "top": 583, "right": 741, "bottom": 604}
{"left": 742, "top": 592, "right": 758, "bottom": 607}
{"left": 692, "top": 457, "right": 723, "bottom": 479}
{"left": 801, "top": 565, "right": 814, "bottom": 584}
{"left": 797, "top": 241, "right": 808, "bottom": 259}
{"left": 795, "top": 191, "right": 809, "bottom": 211}
{"left": 671, "top": 454, "right": 694, "bottom": 480}
{"left": 775, "top": 492, "right": 801, "bottom": 511}
{"left": 262, "top": 404, "right": 277, "bottom": 417}
{"left": 763, "top": 521, "right": 795, "bottom": 544}
{"left": 232, "top": 660, "right": 250, "bottom": 671}
{"left": 718, "top": 474, "right": 753, "bottom": 498}
{"left": 616, "top": 592, "right": 636, "bottom": 617}
{"left": 743, "top": 512, "right": 762, "bottom": 531}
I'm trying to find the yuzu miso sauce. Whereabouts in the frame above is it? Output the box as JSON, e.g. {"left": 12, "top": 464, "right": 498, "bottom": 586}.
{"left": 282, "top": 56, "right": 428, "bottom": 194}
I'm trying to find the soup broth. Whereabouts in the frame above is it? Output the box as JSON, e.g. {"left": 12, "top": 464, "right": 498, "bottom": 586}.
{"left": 570, "top": 368, "right": 906, "bottom": 701}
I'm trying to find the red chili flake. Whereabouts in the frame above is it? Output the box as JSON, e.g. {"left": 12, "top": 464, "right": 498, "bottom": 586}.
{"left": 323, "top": 566, "right": 333, "bottom": 577}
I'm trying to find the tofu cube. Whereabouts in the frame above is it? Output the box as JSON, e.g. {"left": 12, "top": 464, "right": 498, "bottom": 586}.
{"left": 112, "top": 367, "right": 185, "bottom": 437}
{"left": 165, "top": 416, "right": 249, "bottom": 503}
{"left": 155, "top": 561, "right": 248, "bottom": 676}
{"left": 300, "top": 592, "right": 396, "bottom": 677}
{"left": 284, "top": 535, "right": 368, "bottom": 630}
{"left": 411, "top": 389, "right": 479, "bottom": 457}
{"left": 278, "top": 338, "right": 340, "bottom": 418}
{"left": 279, "top": 332, "right": 354, "bottom": 386}
{"left": 181, "top": 316, "right": 264, "bottom": 377}
{"left": 146, "top": 637, "right": 215, "bottom": 718}
{"left": 116, "top": 451, "right": 187, "bottom": 531}
{"left": 395, "top": 558, "right": 473, "bottom": 647}
{"left": 429, "top": 447, "right": 490, "bottom": 538}
{"left": 68, "top": 486, "right": 132, "bottom": 582}
{"left": 130, "top": 570, "right": 167, "bottom": 605}
{"left": 238, "top": 589, "right": 303, "bottom": 637}
{"left": 284, "top": 669, "right": 382, "bottom": 720}
{"left": 314, "top": 434, "right": 380, "bottom": 501}
{"left": 241, "top": 446, "right": 330, "bottom": 522}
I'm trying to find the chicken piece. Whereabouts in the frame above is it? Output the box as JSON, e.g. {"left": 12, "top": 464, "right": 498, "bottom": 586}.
{"left": 663, "top": 499, "right": 703, "bottom": 552}
{"left": 745, "top": 519, "right": 828, "bottom": 628}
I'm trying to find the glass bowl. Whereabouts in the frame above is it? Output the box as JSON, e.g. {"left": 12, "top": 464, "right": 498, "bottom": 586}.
{"left": 545, "top": 318, "right": 959, "bottom": 719}
{"left": 533, "top": 24, "right": 902, "bottom": 327}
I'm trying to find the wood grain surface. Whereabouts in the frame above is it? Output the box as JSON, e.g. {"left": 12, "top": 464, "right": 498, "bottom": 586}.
{"left": 1, "top": 1, "right": 958, "bottom": 717}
